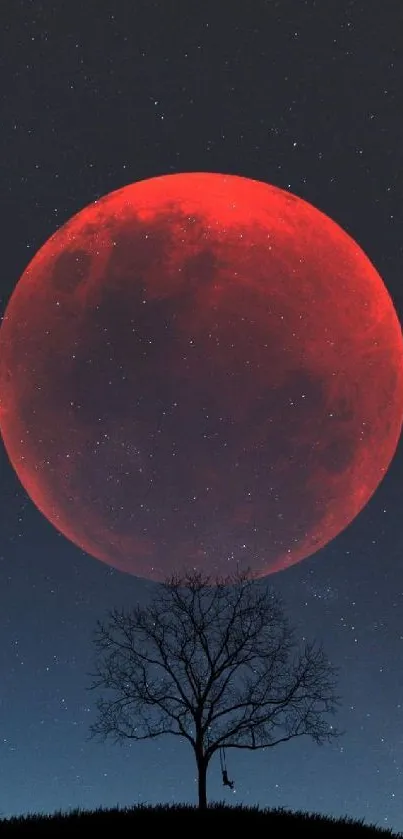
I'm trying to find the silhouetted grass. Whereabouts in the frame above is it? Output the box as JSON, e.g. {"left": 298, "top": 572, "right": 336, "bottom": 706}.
{"left": 0, "top": 804, "right": 400, "bottom": 836}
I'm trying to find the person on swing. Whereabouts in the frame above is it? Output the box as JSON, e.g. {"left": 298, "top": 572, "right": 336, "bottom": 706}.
{"left": 220, "top": 747, "right": 234, "bottom": 790}
{"left": 222, "top": 768, "right": 234, "bottom": 790}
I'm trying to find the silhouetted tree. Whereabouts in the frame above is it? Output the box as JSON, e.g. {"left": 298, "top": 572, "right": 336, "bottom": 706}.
{"left": 88, "top": 570, "right": 341, "bottom": 809}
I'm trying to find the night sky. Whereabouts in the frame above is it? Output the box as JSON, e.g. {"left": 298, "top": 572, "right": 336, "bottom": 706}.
{"left": 1, "top": 0, "right": 403, "bottom": 829}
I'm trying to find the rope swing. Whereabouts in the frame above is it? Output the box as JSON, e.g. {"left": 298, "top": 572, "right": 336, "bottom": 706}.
{"left": 219, "top": 747, "right": 234, "bottom": 790}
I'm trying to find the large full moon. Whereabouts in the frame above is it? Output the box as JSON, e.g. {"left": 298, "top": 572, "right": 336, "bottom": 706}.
{"left": 1, "top": 172, "right": 403, "bottom": 580}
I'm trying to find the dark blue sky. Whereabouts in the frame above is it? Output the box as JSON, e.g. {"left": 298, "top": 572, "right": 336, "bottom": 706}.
{"left": 1, "top": 0, "right": 403, "bottom": 829}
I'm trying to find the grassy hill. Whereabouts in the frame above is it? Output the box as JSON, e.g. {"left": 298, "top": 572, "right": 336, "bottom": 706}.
{"left": 0, "top": 804, "right": 400, "bottom": 836}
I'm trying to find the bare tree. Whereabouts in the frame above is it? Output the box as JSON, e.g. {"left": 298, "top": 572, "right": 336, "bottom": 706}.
{"left": 88, "top": 570, "right": 341, "bottom": 809}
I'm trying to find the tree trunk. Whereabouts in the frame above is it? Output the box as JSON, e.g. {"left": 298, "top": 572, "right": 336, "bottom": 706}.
{"left": 197, "top": 757, "right": 208, "bottom": 809}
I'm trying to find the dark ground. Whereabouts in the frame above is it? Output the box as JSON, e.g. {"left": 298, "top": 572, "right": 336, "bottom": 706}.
{"left": 0, "top": 805, "right": 401, "bottom": 837}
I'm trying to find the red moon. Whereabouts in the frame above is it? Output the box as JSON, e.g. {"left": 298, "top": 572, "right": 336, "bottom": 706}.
{"left": 1, "top": 172, "right": 403, "bottom": 581}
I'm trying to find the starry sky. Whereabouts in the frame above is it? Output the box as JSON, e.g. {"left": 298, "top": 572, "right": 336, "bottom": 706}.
{"left": 1, "top": 0, "right": 403, "bottom": 829}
